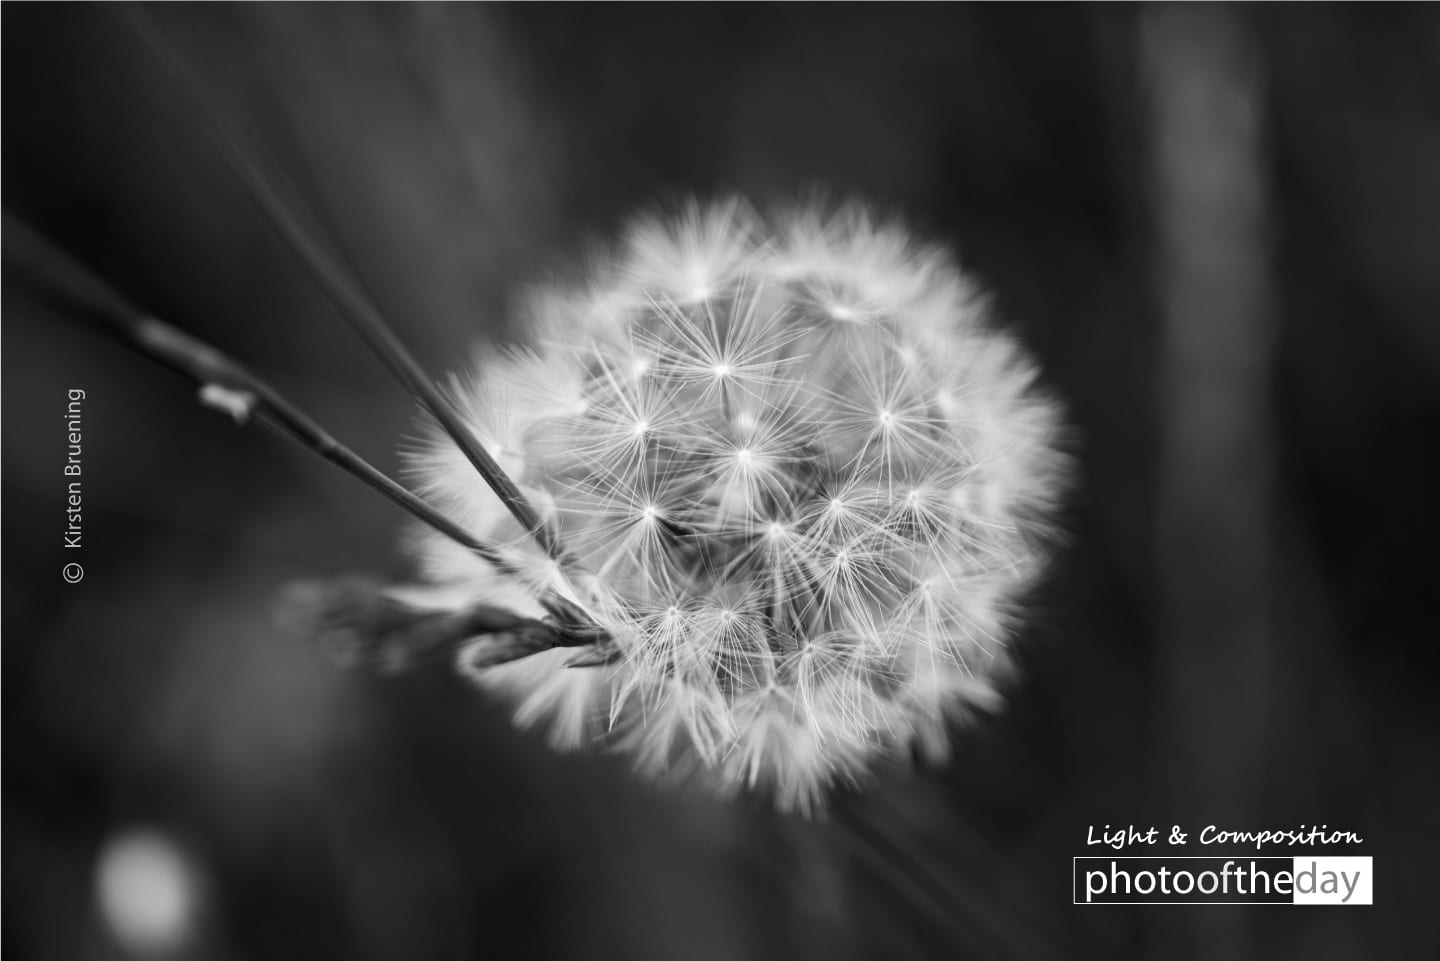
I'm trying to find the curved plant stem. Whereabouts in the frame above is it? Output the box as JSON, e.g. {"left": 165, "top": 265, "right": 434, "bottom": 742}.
{"left": 5, "top": 213, "right": 609, "bottom": 647}
{"left": 118, "top": 5, "right": 577, "bottom": 572}
{"left": 3, "top": 212, "right": 524, "bottom": 576}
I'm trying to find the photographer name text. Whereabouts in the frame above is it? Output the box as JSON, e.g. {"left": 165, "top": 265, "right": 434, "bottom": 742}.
{"left": 61, "top": 389, "right": 87, "bottom": 584}
{"left": 65, "top": 388, "right": 85, "bottom": 548}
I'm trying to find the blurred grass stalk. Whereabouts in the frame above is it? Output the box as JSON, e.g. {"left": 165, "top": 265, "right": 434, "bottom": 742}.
{"left": 1144, "top": 7, "right": 1274, "bottom": 961}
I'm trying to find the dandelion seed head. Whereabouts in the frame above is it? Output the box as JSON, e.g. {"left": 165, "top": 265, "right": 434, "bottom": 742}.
{"left": 412, "top": 198, "right": 1068, "bottom": 812}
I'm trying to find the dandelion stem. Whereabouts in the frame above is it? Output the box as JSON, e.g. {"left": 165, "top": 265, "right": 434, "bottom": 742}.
{"left": 281, "top": 576, "right": 564, "bottom": 672}
{"left": 2, "top": 212, "right": 517, "bottom": 574}
{"left": 117, "top": 7, "right": 575, "bottom": 571}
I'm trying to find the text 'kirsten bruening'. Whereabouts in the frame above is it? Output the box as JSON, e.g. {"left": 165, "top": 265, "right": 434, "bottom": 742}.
{"left": 64, "top": 388, "right": 84, "bottom": 550}
{"left": 1073, "top": 857, "right": 1373, "bottom": 905}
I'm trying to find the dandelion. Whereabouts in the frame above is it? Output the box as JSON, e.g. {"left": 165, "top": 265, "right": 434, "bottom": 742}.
{"left": 7, "top": 191, "right": 1066, "bottom": 814}
{"left": 396, "top": 200, "right": 1068, "bottom": 813}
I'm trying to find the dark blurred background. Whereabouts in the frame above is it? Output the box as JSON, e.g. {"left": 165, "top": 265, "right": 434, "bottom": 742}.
{"left": 5, "top": 5, "right": 1439, "bottom": 960}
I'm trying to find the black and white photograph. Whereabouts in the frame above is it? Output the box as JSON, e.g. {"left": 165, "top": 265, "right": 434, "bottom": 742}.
{"left": 4, "top": 4, "right": 1439, "bottom": 959}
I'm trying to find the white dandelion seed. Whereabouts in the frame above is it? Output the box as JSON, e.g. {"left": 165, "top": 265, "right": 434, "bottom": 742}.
{"left": 400, "top": 199, "right": 1067, "bottom": 813}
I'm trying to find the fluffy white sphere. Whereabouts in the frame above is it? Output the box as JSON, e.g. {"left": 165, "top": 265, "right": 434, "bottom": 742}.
{"left": 411, "top": 199, "right": 1067, "bottom": 812}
